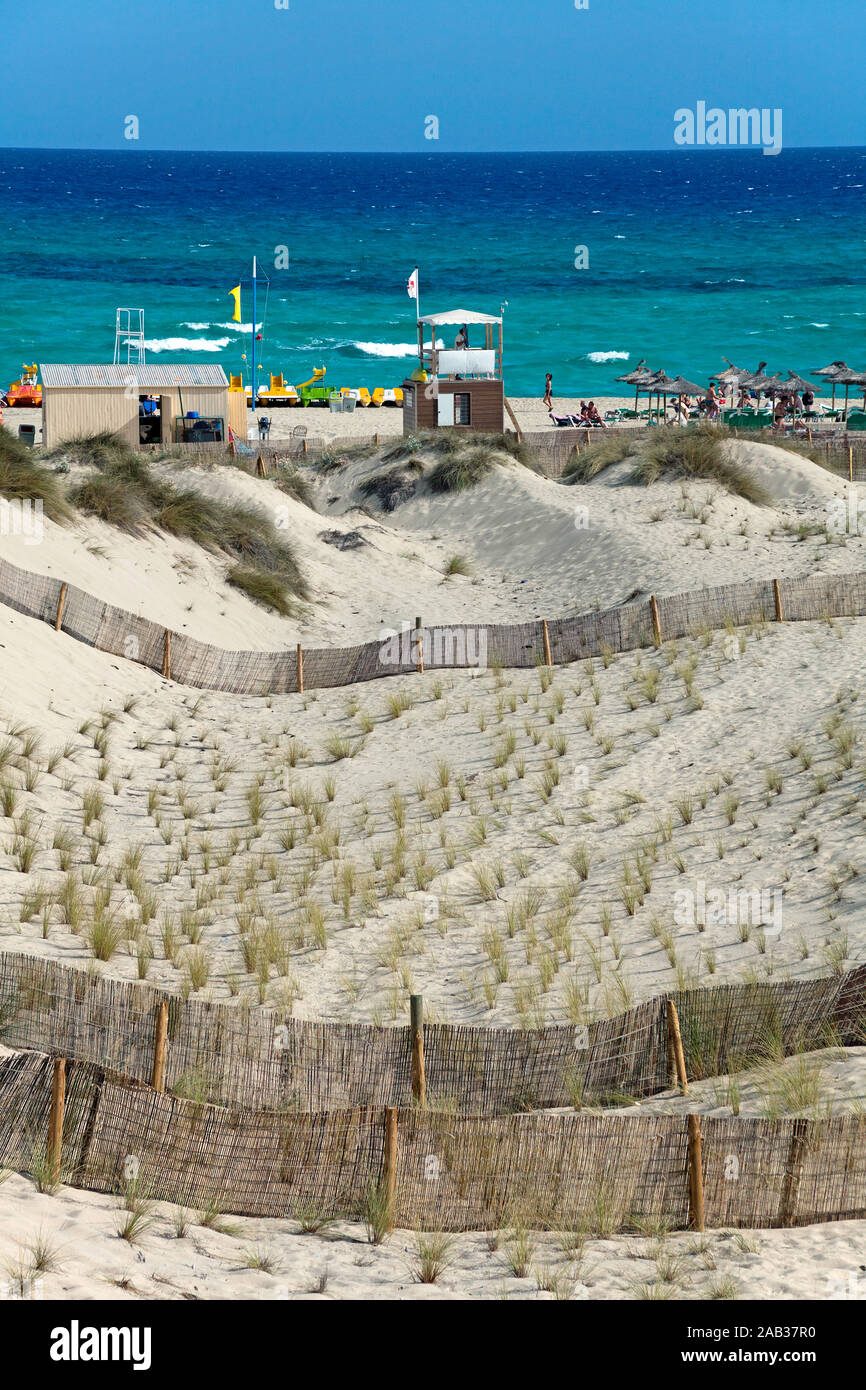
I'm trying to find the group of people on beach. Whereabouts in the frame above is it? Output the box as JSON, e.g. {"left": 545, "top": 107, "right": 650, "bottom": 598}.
{"left": 543, "top": 374, "right": 605, "bottom": 427}
{"left": 543, "top": 371, "right": 815, "bottom": 431}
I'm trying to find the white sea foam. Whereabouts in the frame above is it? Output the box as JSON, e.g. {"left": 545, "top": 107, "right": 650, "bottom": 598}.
{"left": 351, "top": 340, "right": 443, "bottom": 357}
{"left": 142, "top": 337, "right": 230, "bottom": 353}
{"left": 587, "top": 351, "right": 630, "bottom": 363}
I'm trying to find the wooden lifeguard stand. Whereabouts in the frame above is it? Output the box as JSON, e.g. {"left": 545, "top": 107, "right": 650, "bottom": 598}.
{"left": 401, "top": 308, "right": 507, "bottom": 434}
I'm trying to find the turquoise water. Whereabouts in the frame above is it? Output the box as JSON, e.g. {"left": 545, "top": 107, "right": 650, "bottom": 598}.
{"left": 1, "top": 148, "right": 864, "bottom": 398}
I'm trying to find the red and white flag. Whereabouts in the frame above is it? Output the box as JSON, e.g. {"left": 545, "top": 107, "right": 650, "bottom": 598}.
{"left": 407, "top": 268, "right": 419, "bottom": 299}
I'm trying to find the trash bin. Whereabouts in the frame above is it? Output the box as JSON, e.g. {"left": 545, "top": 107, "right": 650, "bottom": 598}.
{"left": 18, "top": 424, "right": 36, "bottom": 447}
{"left": 328, "top": 395, "right": 343, "bottom": 413}
{"left": 343, "top": 396, "right": 356, "bottom": 413}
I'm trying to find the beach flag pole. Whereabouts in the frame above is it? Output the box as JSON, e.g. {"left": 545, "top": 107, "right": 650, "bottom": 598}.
{"left": 252, "top": 256, "right": 258, "bottom": 429}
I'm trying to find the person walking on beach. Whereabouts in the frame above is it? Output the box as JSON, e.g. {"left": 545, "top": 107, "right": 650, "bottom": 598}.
{"left": 543, "top": 373, "right": 553, "bottom": 409}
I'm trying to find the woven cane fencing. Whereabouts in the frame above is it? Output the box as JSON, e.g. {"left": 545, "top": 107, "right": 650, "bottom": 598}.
{"left": 5, "top": 552, "right": 866, "bottom": 695}
{"left": 1, "top": 1050, "right": 864, "bottom": 1230}
{"left": 2, "top": 954, "right": 864, "bottom": 1116}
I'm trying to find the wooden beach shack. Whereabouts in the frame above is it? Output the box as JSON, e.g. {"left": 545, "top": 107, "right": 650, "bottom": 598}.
{"left": 39, "top": 364, "right": 243, "bottom": 450}
{"left": 401, "top": 308, "right": 507, "bottom": 434}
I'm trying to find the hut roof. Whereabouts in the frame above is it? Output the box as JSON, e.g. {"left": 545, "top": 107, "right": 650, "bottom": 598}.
{"left": 40, "top": 364, "right": 228, "bottom": 389}
{"left": 418, "top": 309, "right": 502, "bottom": 325}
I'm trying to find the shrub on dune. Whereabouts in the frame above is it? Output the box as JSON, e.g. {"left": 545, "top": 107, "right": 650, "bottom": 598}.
{"left": 275, "top": 468, "right": 314, "bottom": 507}
{"left": 46, "top": 431, "right": 144, "bottom": 476}
{"left": 226, "top": 566, "right": 295, "bottom": 615}
{"left": 0, "top": 429, "right": 72, "bottom": 522}
{"left": 428, "top": 446, "right": 498, "bottom": 493}
{"left": 561, "top": 435, "right": 635, "bottom": 483}
{"left": 70, "top": 472, "right": 150, "bottom": 529}
{"left": 632, "top": 425, "right": 771, "bottom": 504}
{"left": 65, "top": 431, "right": 308, "bottom": 606}
{"left": 359, "top": 460, "right": 424, "bottom": 510}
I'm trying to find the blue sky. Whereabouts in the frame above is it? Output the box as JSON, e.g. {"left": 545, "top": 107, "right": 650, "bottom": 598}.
{"left": 1, "top": 0, "right": 863, "bottom": 152}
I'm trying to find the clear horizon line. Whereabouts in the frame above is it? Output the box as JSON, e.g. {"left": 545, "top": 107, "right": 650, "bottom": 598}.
{"left": 1, "top": 142, "right": 865, "bottom": 156}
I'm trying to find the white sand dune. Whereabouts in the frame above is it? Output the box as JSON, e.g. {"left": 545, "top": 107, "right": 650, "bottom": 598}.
{"left": 1, "top": 433, "right": 865, "bottom": 1299}
{"left": 0, "top": 1171, "right": 862, "bottom": 1302}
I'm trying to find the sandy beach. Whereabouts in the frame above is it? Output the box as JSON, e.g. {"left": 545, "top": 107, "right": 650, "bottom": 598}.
{"left": 1, "top": 420, "right": 865, "bottom": 1302}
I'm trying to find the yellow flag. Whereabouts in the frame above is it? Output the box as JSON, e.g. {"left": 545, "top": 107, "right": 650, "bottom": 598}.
{"left": 228, "top": 286, "right": 241, "bottom": 323}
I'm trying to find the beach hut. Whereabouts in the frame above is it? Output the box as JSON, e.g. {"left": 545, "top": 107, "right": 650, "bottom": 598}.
{"left": 401, "top": 309, "right": 507, "bottom": 434}
{"left": 39, "top": 364, "right": 240, "bottom": 451}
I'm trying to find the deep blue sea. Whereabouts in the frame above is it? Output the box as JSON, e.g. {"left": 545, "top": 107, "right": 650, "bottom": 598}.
{"left": 1, "top": 148, "right": 864, "bottom": 398}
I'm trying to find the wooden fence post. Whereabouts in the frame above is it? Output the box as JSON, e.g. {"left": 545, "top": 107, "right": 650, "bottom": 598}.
{"left": 649, "top": 594, "right": 662, "bottom": 646}
{"left": 415, "top": 615, "right": 424, "bottom": 674}
{"left": 383, "top": 1107, "right": 398, "bottom": 1231}
{"left": 410, "top": 995, "right": 426, "bottom": 1107}
{"left": 54, "top": 582, "right": 68, "bottom": 632}
{"left": 687, "top": 1114, "right": 705, "bottom": 1232}
{"left": 773, "top": 578, "right": 783, "bottom": 624}
{"left": 48, "top": 1057, "right": 66, "bottom": 1185}
{"left": 542, "top": 619, "right": 553, "bottom": 667}
{"left": 778, "top": 1118, "right": 808, "bottom": 1227}
{"left": 162, "top": 630, "right": 172, "bottom": 680}
{"left": 151, "top": 1001, "right": 168, "bottom": 1092}
{"left": 666, "top": 1001, "right": 689, "bottom": 1094}
{"left": 296, "top": 643, "right": 304, "bottom": 694}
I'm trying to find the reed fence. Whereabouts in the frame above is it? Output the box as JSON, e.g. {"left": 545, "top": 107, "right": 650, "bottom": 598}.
{"left": 226, "top": 426, "right": 866, "bottom": 478}
{"left": 1, "top": 1048, "right": 864, "bottom": 1231}
{"left": 2, "top": 954, "right": 863, "bottom": 1116}
{"left": 4, "top": 547, "right": 866, "bottom": 697}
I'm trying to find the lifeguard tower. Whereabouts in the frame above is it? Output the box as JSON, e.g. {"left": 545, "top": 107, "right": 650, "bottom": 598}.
{"left": 401, "top": 308, "right": 506, "bottom": 434}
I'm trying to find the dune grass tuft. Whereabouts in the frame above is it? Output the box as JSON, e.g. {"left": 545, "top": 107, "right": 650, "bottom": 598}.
{"left": 631, "top": 426, "right": 772, "bottom": 505}
{"left": 0, "top": 429, "right": 72, "bottom": 522}
{"left": 561, "top": 435, "right": 634, "bottom": 483}
{"left": 64, "top": 433, "right": 307, "bottom": 604}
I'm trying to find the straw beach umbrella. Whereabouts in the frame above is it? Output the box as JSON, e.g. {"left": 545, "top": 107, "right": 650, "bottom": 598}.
{"left": 666, "top": 375, "right": 705, "bottom": 422}
{"left": 644, "top": 370, "right": 680, "bottom": 423}
{"left": 710, "top": 360, "right": 747, "bottom": 409}
{"left": 812, "top": 361, "right": 849, "bottom": 413}
{"left": 615, "top": 360, "right": 651, "bottom": 414}
{"left": 781, "top": 371, "right": 820, "bottom": 405}
{"left": 818, "top": 365, "right": 864, "bottom": 420}
{"left": 738, "top": 367, "right": 775, "bottom": 412}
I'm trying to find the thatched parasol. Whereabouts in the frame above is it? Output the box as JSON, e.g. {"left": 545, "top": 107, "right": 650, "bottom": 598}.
{"left": 709, "top": 359, "right": 747, "bottom": 406}
{"left": 780, "top": 371, "right": 820, "bottom": 398}
{"left": 615, "top": 359, "right": 652, "bottom": 413}
{"left": 811, "top": 361, "right": 855, "bottom": 413}
{"left": 738, "top": 368, "right": 776, "bottom": 409}
{"left": 819, "top": 365, "right": 866, "bottom": 418}
{"left": 666, "top": 376, "right": 705, "bottom": 421}
{"left": 642, "top": 370, "right": 680, "bottom": 423}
